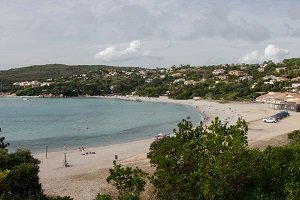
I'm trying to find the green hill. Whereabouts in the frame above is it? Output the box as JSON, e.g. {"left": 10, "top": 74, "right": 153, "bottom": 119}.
{"left": 0, "top": 64, "right": 138, "bottom": 88}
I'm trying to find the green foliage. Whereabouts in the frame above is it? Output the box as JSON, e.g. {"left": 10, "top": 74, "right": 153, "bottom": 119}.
{"left": 288, "top": 130, "right": 300, "bottom": 143}
{"left": 94, "top": 194, "right": 113, "bottom": 200}
{"left": 0, "top": 169, "right": 9, "bottom": 182}
{"left": 148, "top": 118, "right": 300, "bottom": 200}
{"left": 0, "top": 140, "right": 72, "bottom": 200}
{"left": 107, "top": 160, "right": 148, "bottom": 200}
{"left": 0, "top": 134, "right": 10, "bottom": 152}
{"left": 2, "top": 163, "right": 42, "bottom": 198}
{"left": 0, "top": 148, "right": 42, "bottom": 199}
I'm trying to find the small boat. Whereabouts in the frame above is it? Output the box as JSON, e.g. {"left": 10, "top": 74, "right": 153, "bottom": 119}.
{"left": 22, "top": 98, "right": 29, "bottom": 101}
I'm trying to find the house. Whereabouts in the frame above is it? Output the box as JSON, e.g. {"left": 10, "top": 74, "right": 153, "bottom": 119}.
{"left": 173, "top": 78, "right": 185, "bottom": 83}
{"left": 292, "top": 83, "right": 300, "bottom": 88}
{"left": 276, "top": 77, "right": 288, "bottom": 82}
{"left": 264, "top": 80, "right": 275, "bottom": 85}
{"left": 271, "top": 102, "right": 300, "bottom": 112}
{"left": 258, "top": 67, "right": 265, "bottom": 72}
{"left": 145, "top": 79, "right": 153, "bottom": 83}
{"left": 171, "top": 73, "right": 183, "bottom": 77}
{"left": 218, "top": 75, "right": 228, "bottom": 81}
{"left": 184, "top": 80, "right": 198, "bottom": 85}
{"left": 212, "top": 69, "right": 225, "bottom": 75}
{"left": 263, "top": 75, "right": 277, "bottom": 80}
{"left": 275, "top": 67, "right": 286, "bottom": 73}
{"left": 256, "top": 92, "right": 300, "bottom": 105}
{"left": 239, "top": 76, "right": 253, "bottom": 81}
{"left": 228, "top": 70, "right": 244, "bottom": 76}
{"left": 292, "top": 77, "right": 300, "bottom": 82}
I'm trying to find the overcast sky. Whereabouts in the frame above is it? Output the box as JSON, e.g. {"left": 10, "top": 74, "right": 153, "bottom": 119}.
{"left": 0, "top": 0, "right": 299, "bottom": 69}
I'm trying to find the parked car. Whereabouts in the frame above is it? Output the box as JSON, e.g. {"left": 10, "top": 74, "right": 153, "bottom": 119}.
{"left": 274, "top": 113, "right": 284, "bottom": 119}
{"left": 278, "top": 110, "right": 289, "bottom": 117}
{"left": 262, "top": 117, "right": 278, "bottom": 123}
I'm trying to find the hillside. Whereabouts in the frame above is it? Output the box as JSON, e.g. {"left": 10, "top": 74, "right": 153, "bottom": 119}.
{"left": 0, "top": 64, "right": 138, "bottom": 88}
{"left": 1, "top": 58, "right": 300, "bottom": 100}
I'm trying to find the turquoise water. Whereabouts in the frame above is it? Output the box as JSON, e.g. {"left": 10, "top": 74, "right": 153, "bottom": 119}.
{"left": 0, "top": 97, "right": 201, "bottom": 152}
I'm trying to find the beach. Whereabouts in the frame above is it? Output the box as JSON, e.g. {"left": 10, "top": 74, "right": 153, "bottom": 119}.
{"left": 35, "top": 96, "right": 300, "bottom": 199}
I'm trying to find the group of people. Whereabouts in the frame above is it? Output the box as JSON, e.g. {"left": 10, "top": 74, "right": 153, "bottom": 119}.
{"left": 63, "top": 144, "right": 96, "bottom": 155}
{"left": 63, "top": 144, "right": 86, "bottom": 152}
{"left": 78, "top": 146, "right": 86, "bottom": 151}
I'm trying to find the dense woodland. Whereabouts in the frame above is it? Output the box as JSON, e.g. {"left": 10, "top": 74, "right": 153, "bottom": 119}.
{"left": 1, "top": 58, "right": 300, "bottom": 100}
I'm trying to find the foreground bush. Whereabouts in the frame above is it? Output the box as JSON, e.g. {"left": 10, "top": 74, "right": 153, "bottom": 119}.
{"left": 106, "top": 160, "right": 148, "bottom": 200}
{"left": 0, "top": 136, "right": 73, "bottom": 200}
{"left": 148, "top": 118, "right": 300, "bottom": 199}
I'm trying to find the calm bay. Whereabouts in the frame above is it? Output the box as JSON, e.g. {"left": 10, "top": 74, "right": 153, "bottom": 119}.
{"left": 0, "top": 97, "right": 201, "bottom": 152}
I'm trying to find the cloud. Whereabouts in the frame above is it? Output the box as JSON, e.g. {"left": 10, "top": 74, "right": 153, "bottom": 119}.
{"left": 285, "top": 23, "right": 300, "bottom": 37}
{"left": 239, "top": 44, "right": 289, "bottom": 64}
{"left": 94, "top": 40, "right": 148, "bottom": 62}
{"left": 188, "top": 1, "right": 270, "bottom": 42}
{"left": 288, "top": 5, "right": 300, "bottom": 20}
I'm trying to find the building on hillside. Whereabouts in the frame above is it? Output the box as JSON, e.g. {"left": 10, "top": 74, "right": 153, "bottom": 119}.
{"left": 292, "top": 83, "right": 300, "bottom": 88}
{"left": 218, "top": 75, "right": 228, "bottom": 81}
{"left": 171, "top": 73, "right": 183, "bottom": 77}
{"left": 276, "top": 77, "right": 288, "bottom": 82}
{"left": 258, "top": 67, "right": 265, "bottom": 72}
{"left": 212, "top": 69, "right": 225, "bottom": 75}
{"left": 292, "top": 77, "right": 300, "bottom": 82}
{"left": 275, "top": 67, "right": 286, "bottom": 73}
{"left": 184, "top": 80, "right": 198, "bottom": 85}
{"left": 228, "top": 70, "right": 244, "bottom": 76}
{"left": 239, "top": 76, "right": 253, "bottom": 81}
{"left": 263, "top": 75, "right": 277, "bottom": 80}
{"left": 173, "top": 78, "right": 185, "bottom": 83}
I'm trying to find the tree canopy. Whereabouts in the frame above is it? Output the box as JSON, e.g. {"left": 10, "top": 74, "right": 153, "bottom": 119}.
{"left": 147, "top": 118, "right": 300, "bottom": 200}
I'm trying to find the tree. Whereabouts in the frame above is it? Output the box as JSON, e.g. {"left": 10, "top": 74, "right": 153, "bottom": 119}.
{"left": 0, "top": 133, "right": 9, "bottom": 152}
{"left": 94, "top": 194, "right": 113, "bottom": 200}
{"left": 148, "top": 118, "right": 250, "bottom": 199}
{"left": 0, "top": 136, "right": 73, "bottom": 199}
{"left": 148, "top": 118, "right": 300, "bottom": 199}
{"left": 106, "top": 160, "right": 148, "bottom": 200}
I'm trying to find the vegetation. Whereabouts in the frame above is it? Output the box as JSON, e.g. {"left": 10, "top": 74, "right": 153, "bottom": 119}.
{"left": 0, "top": 135, "right": 72, "bottom": 200}
{"left": 96, "top": 119, "right": 300, "bottom": 200}
{"left": 106, "top": 160, "right": 148, "bottom": 200}
{"left": 0, "top": 134, "right": 9, "bottom": 152}
{"left": 1, "top": 58, "right": 300, "bottom": 100}
{"left": 288, "top": 130, "right": 300, "bottom": 144}
{"left": 146, "top": 118, "right": 300, "bottom": 199}
{"left": 94, "top": 194, "right": 113, "bottom": 200}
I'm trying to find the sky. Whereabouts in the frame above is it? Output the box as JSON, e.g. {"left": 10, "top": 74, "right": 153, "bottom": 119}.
{"left": 0, "top": 0, "right": 300, "bottom": 69}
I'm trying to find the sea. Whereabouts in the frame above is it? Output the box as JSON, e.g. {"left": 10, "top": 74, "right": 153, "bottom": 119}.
{"left": 0, "top": 97, "right": 201, "bottom": 152}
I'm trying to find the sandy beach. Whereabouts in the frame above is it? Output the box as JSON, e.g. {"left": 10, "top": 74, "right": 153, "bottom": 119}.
{"left": 35, "top": 96, "right": 300, "bottom": 199}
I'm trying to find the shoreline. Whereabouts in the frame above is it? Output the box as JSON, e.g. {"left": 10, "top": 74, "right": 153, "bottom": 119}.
{"left": 30, "top": 96, "right": 300, "bottom": 199}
